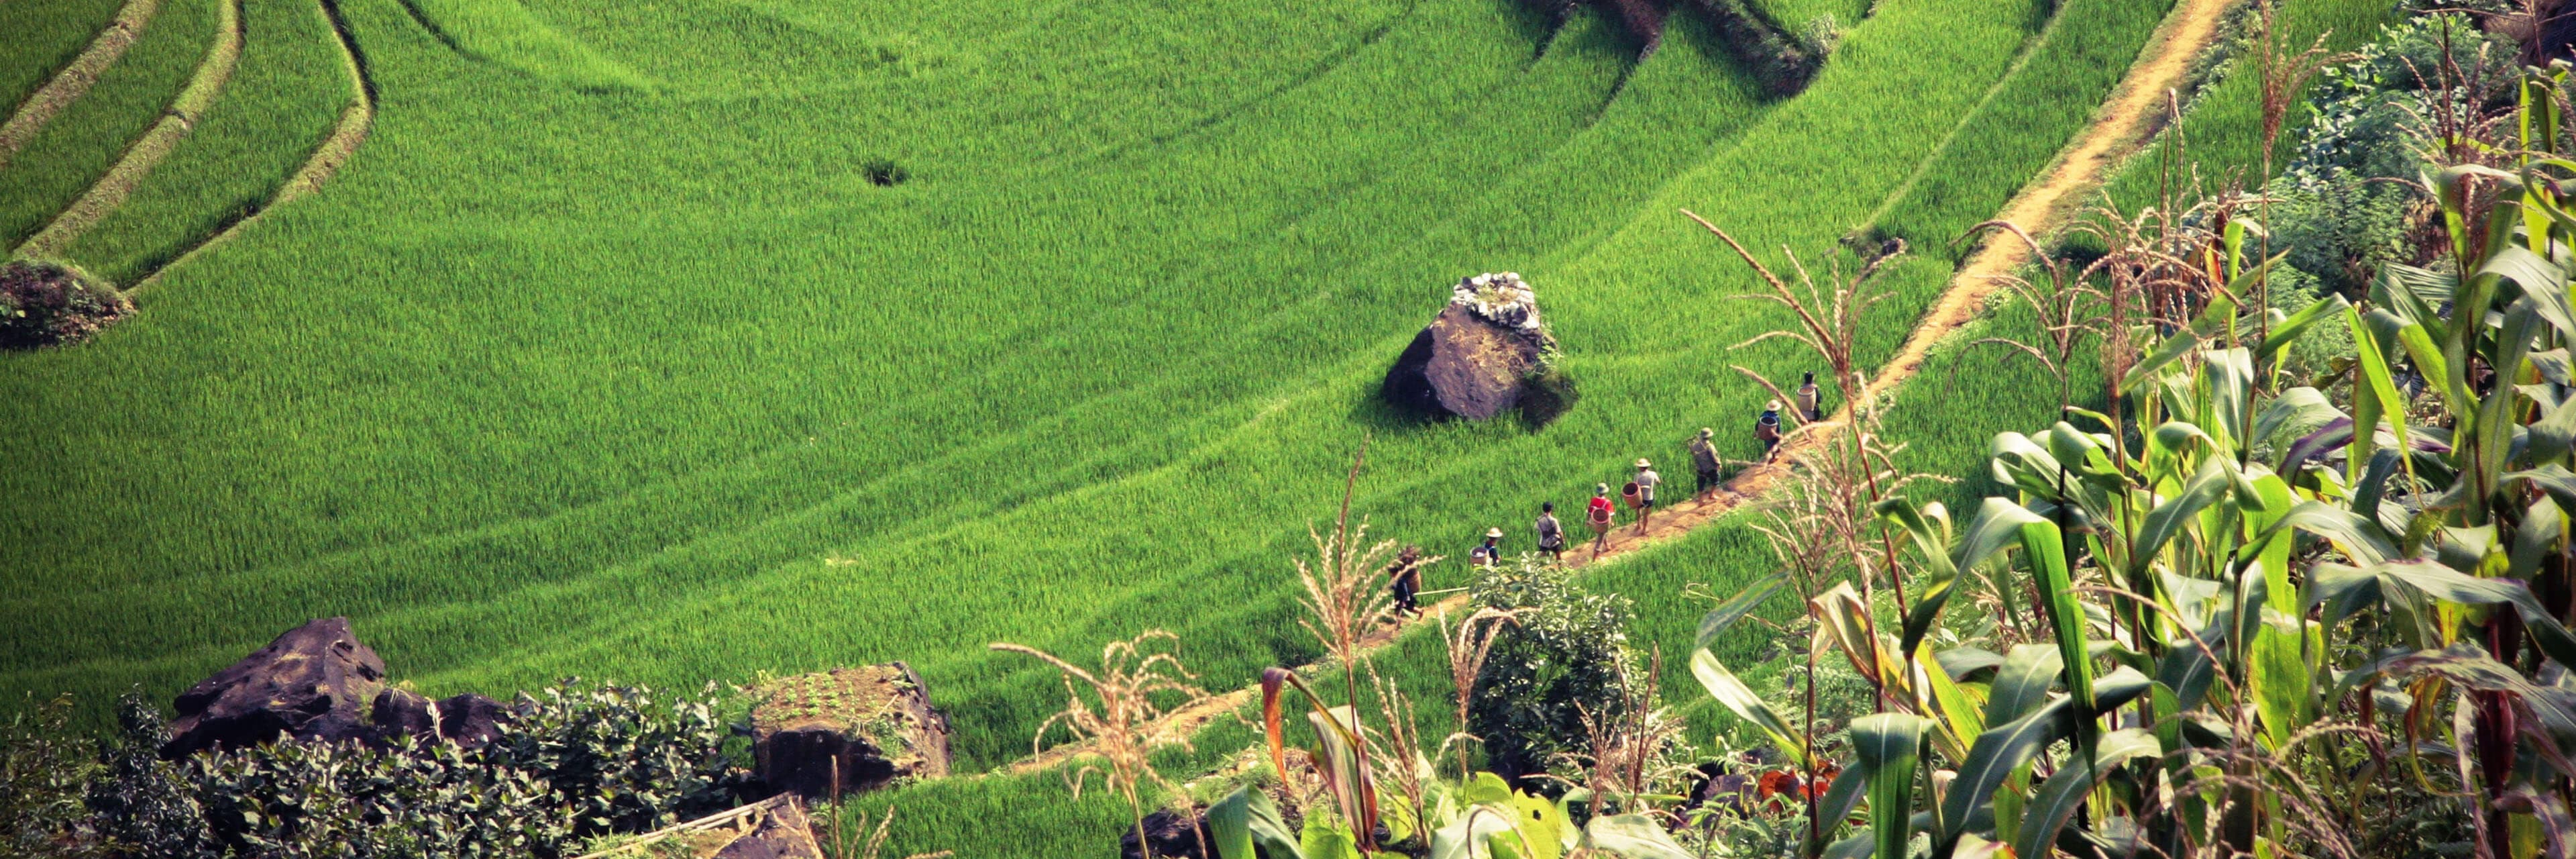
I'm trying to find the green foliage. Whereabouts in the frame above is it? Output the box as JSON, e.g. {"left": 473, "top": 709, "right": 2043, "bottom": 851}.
{"left": 1, "top": 695, "right": 103, "bottom": 859}
{"left": 11, "top": 680, "right": 753, "bottom": 859}
{"left": 1467, "top": 555, "right": 1637, "bottom": 788}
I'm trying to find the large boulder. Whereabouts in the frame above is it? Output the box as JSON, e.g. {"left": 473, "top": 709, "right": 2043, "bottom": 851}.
{"left": 1382, "top": 272, "right": 1561, "bottom": 421}
{"left": 751, "top": 663, "right": 953, "bottom": 799}
{"left": 164, "top": 617, "right": 386, "bottom": 757}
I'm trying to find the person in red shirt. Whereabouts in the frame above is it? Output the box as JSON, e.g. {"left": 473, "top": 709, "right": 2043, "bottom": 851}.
{"left": 1586, "top": 483, "right": 1616, "bottom": 558}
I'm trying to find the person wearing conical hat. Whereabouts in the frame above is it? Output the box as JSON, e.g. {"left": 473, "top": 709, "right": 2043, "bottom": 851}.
{"left": 1631, "top": 458, "right": 1661, "bottom": 534}
{"left": 1587, "top": 483, "right": 1615, "bottom": 558}
{"left": 1534, "top": 502, "right": 1566, "bottom": 563}
{"left": 1687, "top": 427, "right": 1723, "bottom": 497}
{"left": 1470, "top": 527, "right": 1503, "bottom": 569}
{"left": 1387, "top": 545, "right": 1426, "bottom": 617}
{"left": 1756, "top": 400, "right": 1783, "bottom": 460}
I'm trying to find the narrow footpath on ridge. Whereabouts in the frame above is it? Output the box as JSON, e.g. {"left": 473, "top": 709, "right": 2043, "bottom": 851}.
{"left": 1002, "top": 0, "right": 2237, "bottom": 776}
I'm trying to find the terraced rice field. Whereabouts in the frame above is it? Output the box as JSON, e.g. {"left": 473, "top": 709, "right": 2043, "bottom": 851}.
{"left": 0, "top": 3, "right": 2383, "bottom": 846}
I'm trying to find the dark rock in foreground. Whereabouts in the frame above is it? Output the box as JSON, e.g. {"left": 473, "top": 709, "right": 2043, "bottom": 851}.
{"left": 1120, "top": 807, "right": 1213, "bottom": 859}
{"left": 164, "top": 617, "right": 386, "bottom": 757}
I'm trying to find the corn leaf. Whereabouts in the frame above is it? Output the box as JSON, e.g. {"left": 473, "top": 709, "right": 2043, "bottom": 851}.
{"left": 1939, "top": 698, "right": 2072, "bottom": 848}
{"left": 1698, "top": 570, "right": 1787, "bottom": 651}
{"left": 2020, "top": 517, "right": 2094, "bottom": 712}
{"left": 1851, "top": 714, "right": 1931, "bottom": 859}
{"left": 2012, "top": 729, "right": 2163, "bottom": 859}
{"left": 1693, "top": 648, "right": 1809, "bottom": 767}
{"left": 1580, "top": 815, "right": 1693, "bottom": 859}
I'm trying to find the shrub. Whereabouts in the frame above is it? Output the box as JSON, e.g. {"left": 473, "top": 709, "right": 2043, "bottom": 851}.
{"left": 3, "top": 695, "right": 102, "bottom": 858}
{"left": 1465, "top": 554, "right": 1638, "bottom": 790}
{"left": 0, "top": 260, "right": 129, "bottom": 350}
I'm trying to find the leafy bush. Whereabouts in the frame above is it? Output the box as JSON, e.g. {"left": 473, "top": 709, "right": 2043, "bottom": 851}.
{"left": 1465, "top": 554, "right": 1638, "bottom": 789}
{"left": 0, "top": 679, "right": 757, "bottom": 858}
{"left": 3, "top": 695, "right": 101, "bottom": 858}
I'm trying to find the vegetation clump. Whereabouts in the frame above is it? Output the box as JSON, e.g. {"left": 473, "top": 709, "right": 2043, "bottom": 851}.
{"left": 0, "top": 260, "right": 127, "bottom": 350}
{"left": 1465, "top": 554, "right": 1638, "bottom": 791}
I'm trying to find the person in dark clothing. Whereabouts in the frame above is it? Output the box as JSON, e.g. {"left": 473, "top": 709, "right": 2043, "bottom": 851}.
{"left": 1470, "top": 527, "right": 1503, "bottom": 568}
{"left": 1796, "top": 371, "right": 1823, "bottom": 422}
{"left": 1687, "top": 427, "right": 1722, "bottom": 495}
{"left": 1387, "top": 545, "right": 1425, "bottom": 616}
{"left": 1756, "top": 401, "right": 1782, "bottom": 460}
{"left": 1535, "top": 503, "right": 1566, "bottom": 562}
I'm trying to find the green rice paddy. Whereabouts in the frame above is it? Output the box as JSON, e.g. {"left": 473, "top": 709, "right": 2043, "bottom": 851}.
{"left": 0, "top": 0, "right": 2390, "bottom": 851}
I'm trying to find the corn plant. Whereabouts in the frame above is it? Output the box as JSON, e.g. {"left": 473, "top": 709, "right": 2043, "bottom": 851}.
{"left": 1687, "top": 66, "right": 2576, "bottom": 859}
{"left": 988, "top": 631, "right": 1210, "bottom": 859}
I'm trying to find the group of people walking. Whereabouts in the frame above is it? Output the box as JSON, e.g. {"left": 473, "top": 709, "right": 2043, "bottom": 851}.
{"left": 1391, "top": 372, "right": 1827, "bottom": 615}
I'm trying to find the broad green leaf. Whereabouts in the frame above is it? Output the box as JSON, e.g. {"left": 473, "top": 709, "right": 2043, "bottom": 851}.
{"left": 1956, "top": 497, "right": 2045, "bottom": 574}
{"left": 1876, "top": 497, "right": 1957, "bottom": 580}
{"left": 1580, "top": 815, "right": 1693, "bottom": 859}
{"left": 1693, "top": 649, "right": 1809, "bottom": 767}
{"left": 1205, "top": 786, "right": 1265, "bottom": 859}
{"left": 1301, "top": 815, "right": 1363, "bottom": 859}
{"left": 2248, "top": 615, "right": 2313, "bottom": 750}
{"left": 1852, "top": 714, "right": 1931, "bottom": 859}
{"left": 2021, "top": 517, "right": 2095, "bottom": 713}
{"left": 1431, "top": 805, "right": 1519, "bottom": 859}
{"left": 1983, "top": 645, "right": 2062, "bottom": 725}
{"left": 2129, "top": 458, "right": 2233, "bottom": 584}
{"left": 2012, "top": 729, "right": 2163, "bottom": 859}
{"left": 2349, "top": 305, "right": 2417, "bottom": 491}
{"left": 1939, "top": 699, "right": 2072, "bottom": 848}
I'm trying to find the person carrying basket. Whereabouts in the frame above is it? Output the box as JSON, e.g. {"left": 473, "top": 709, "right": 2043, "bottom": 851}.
{"left": 1586, "top": 483, "right": 1615, "bottom": 558}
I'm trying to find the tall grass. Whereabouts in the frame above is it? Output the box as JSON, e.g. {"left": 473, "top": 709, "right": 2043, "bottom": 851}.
{"left": 0, "top": 0, "right": 130, "bottom": 112}
{"left": 0, "top": 0, "right": 213, "bottom": 246}
{"left": 61, "top": 0, "right": 345, "bottom": 284}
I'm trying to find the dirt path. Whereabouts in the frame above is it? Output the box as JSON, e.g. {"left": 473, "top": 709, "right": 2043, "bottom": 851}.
{"left": 14, "top": 0, "right": 242, "bottom": 261}
{"left": 0, "top": 0, "right": 164, "bottom": 173}
{"left": 998, "top": 0, "right": 2233, "bottom": 778}
{"left": 126, "top": 0, "right": 375, "bottom": 295}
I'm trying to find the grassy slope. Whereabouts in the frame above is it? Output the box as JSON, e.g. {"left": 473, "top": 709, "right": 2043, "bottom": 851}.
{"left": 0, "top": 0, "right": 130, "bottom": 113}
{"left": 835, "top": 0, "right": 2191, "bottom": 850}
{"left": 63, "top": 0, "right": 345, "bottom": 284}
{"left": 0, "top": 0, "right": 2123, "bottom": 779}
{"left": 0, "top": 0, "right": 214, "bottom": 247}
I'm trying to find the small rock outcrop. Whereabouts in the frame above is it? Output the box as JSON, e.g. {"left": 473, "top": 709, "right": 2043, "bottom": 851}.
{"left": 1381, "top": 272, "right": 1564, "bottom": 421}
{"left": 164, "top": 617, "right": 387, "bottom": 757}
{"left": 750, "top": 663, "right": 953, "bottom": 800}
{"left": 0, "top": 259, "right": 129, "bottom": 350}
{"left": 368, "top": 688, "right": 512, "bottom": 748}
{"left": 370, "top": 688, "right": 439, "bottom": 743}
{"left": 435, "top": 693, "right": 510, "bottom": 746}
{"left": 1119, "top": 807, "right": 1213, "bottom": 859}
